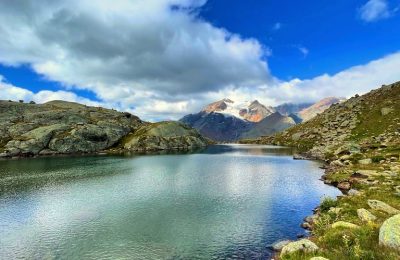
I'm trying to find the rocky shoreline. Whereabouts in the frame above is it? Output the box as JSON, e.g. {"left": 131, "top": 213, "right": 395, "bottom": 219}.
{"left": 244, "top": 82, "right": 400, "bottom": 259}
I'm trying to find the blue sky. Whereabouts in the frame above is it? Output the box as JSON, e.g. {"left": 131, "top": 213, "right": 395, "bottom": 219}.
{"left": 0, "top": 0, "right": 399, "bottom": 120}
{"left": 200, "top": 0, "right": 400, "bottom": 79}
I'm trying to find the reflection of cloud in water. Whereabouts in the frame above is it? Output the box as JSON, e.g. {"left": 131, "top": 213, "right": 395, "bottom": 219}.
{"left": 0, "top": 144, "right": 340, "bottom": 259}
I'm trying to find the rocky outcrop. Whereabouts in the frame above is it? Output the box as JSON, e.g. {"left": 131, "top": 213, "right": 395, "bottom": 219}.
{"left": 121, "top": 121, "right": 208, "bottom": 152}
{"left": 0, "top": 100, "right": 207, "bottom": 157}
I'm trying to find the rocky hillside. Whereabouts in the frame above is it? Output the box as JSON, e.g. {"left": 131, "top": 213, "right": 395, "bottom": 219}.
{"left": 0, "top": 100, "right": 208, "bottom": 158}
{"left": 242, "top": 82, "right": 400, "bottom": 259}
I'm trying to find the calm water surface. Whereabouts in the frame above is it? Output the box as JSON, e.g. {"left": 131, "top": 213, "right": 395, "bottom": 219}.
{"left": 0, "top": 144, "right": 340, "bottom": 259}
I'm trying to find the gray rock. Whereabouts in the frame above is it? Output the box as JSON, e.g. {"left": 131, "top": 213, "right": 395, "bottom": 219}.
{"left": 379, "top": 214, "right": 400, "bottom": 249}
{"left": 332, "top": 221, "right": 359, "bottom": 229}
{"left": 271, "top": 240, "right": 291, "bottom": 251}
{"left": 381, "top": 107, "right": 394, "bottom": 116}
{"left": 280, "top": 239, "right": 319, "bottom": 257}
{"left": 357, "top": 208, "right": 377, "bottom": 222}
{"left": 368, "top": 200, "right": 400, "bottom": 215}
{"left": 358, "top": 158, "right": 372, "bottom": 165}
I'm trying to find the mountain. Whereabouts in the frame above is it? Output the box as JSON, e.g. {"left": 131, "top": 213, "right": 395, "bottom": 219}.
{"left": 297, "top": 97, "right": 345, "bottom": 122}
{"left": 180, "top": 112, "right": 252, "bottom": 142}
{"left": 202, "top": 99, "right": 275, "bottom": 122}
{"left": 240, "top": 112, "right": 296, "bottom": 139}
{"left": 274, "top": 102, "right": 313, "bottom": 116}
{"left": 0, "top": 100, "right": 208, "bottom": 158}
{"left": 181, "top": 97, "right": 344, "bottom": 142}
{"left": 241, "top": 82, "right": 400, "bottom": 260}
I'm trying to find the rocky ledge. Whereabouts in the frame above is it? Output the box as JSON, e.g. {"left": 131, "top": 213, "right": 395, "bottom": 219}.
{"left": 0, "top": 100, "right": 208, "bottom": 158}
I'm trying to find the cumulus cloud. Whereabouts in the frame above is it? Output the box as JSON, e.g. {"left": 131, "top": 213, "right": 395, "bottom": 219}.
{"left": 0, "top": 76, "right": 103, "bottom": 107}
{"left": 0, "top": 0, "right": 270, "bottom": 97}
{"left": 0, "top": 0, "right": 399, "bottom": 121}
{"left": 359, "top": 0, "right": 391, "bottom": 22}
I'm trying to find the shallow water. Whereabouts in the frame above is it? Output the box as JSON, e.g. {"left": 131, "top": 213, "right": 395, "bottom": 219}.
{"left": 0, "top": 144, "right": 340, "bottom": 259}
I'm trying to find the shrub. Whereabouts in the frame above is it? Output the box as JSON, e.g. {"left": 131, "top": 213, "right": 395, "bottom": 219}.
{"left": 320, "top": 197, "right": 338, "bottom": 212}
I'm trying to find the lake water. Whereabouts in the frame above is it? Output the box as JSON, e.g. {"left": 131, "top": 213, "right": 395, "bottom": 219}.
{"left": 0, "top": 144, "right": 340, "bottom": 259}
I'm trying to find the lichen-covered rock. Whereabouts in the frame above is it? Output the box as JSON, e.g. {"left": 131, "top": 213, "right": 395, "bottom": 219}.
{"left": 123, "top": 121, "right": 208, "bottom": 151}
{"left": 332, "top": 221, "right": 359, "bottom": 229}
{"left": 379, "top": 214, "right": 400, "bottom": 249}
{"left": 0, "top": 100, "right": 140, "bottom": 156}
{"left": 357, "top": 208, "right": 377, "bottom": 222}
{"left": 368, "top": 200, "right": 400, "bottom": 215}
{"left": 271, "top": 240, "right": 291, "bottom": 251}
{"left": 280, "top": 239, "right": 319, "bottom": 257}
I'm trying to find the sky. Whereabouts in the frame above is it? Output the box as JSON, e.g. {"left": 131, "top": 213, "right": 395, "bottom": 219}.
{"left": 0, "top": 0, "right": 399, "bottom": 121}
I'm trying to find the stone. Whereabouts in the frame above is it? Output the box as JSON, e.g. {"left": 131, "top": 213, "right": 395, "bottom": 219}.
{"left": 381, "top": 107, "right": 394, "bottom": 116}
{"left": 310, "top": 257, "right": 329, "bottom": 260}
{"left": 332, "top": 221, "right": 359, "bottom": 229}
{"left": 271, "top": 240, "right": 291, "bottom": 251}
{"left": 328, "top": 207, "right": 342, "bottom": 214}
{"left": 337, "top": 181, "right": 351, "bottom": 190}
{"left": 280, "top": 239, "right": 319, "bottom": 257}
{"left": 368, "top": 200, "right": 400, "bottom": 215}
{"left": 358, "top": 158, "right": 372, "bottom": 165}
{"left": 347, "top": 189, "right": 361, "bottom": 196}
{"left": 357, "top": 208, "right": 377, "bottom": 222}
{"left": 379, "top": 214, "right": 400, "bottom": 249}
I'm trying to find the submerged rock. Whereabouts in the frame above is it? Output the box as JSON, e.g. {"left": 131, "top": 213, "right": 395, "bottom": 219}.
{"left": 280, "top": 239, "right": 319, "bottom": 257}
{"left": 379, "top": 214, "right": 400, "bottom": 249}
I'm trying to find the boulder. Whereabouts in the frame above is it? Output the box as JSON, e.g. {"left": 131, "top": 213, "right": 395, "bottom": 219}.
{"left": 347, "top": 189, "right": 361, "bottom": 196}
{"left": 271, "top": 240, "right": 291, "bottom": 251}
{"left": 280, "top": 239, "right": 319, "bottom": 257}
{"left": 379, "top": 214, "right": 400, "bottom": 249}
{"left": 332, "top": 221, "right": 359, "bottom": 229}
{"left": 368, "top": 200, "right": 400, "bottom": 215}
{"left": 357, "top": 208, "right": 377, "bottom": 222}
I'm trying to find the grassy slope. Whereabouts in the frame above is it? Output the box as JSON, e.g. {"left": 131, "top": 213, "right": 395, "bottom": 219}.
{"left": 242, "top": 82, "right": 400, "bottom": 259}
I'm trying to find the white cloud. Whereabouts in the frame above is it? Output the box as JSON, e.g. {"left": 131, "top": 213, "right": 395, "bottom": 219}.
{"left": 0, "top": 1, "right": 399, "bottom": 121}
{"left": 359, "top": 0, "right": 391, "bottom": 22}
{"left": 0, "top": 0, "right": 271, "bottom": 97}
{"left": 0, "top": 77, "right": 103, "bottom": 107}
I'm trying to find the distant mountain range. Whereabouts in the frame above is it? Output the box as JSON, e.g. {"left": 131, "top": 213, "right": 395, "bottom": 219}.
{"left": 180, "top": 97, "right": 344, "bottom": 141}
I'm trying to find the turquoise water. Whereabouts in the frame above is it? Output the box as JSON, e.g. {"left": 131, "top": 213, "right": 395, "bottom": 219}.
{"left": 0, "top": 145, "right": 340, "bottom": 259}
